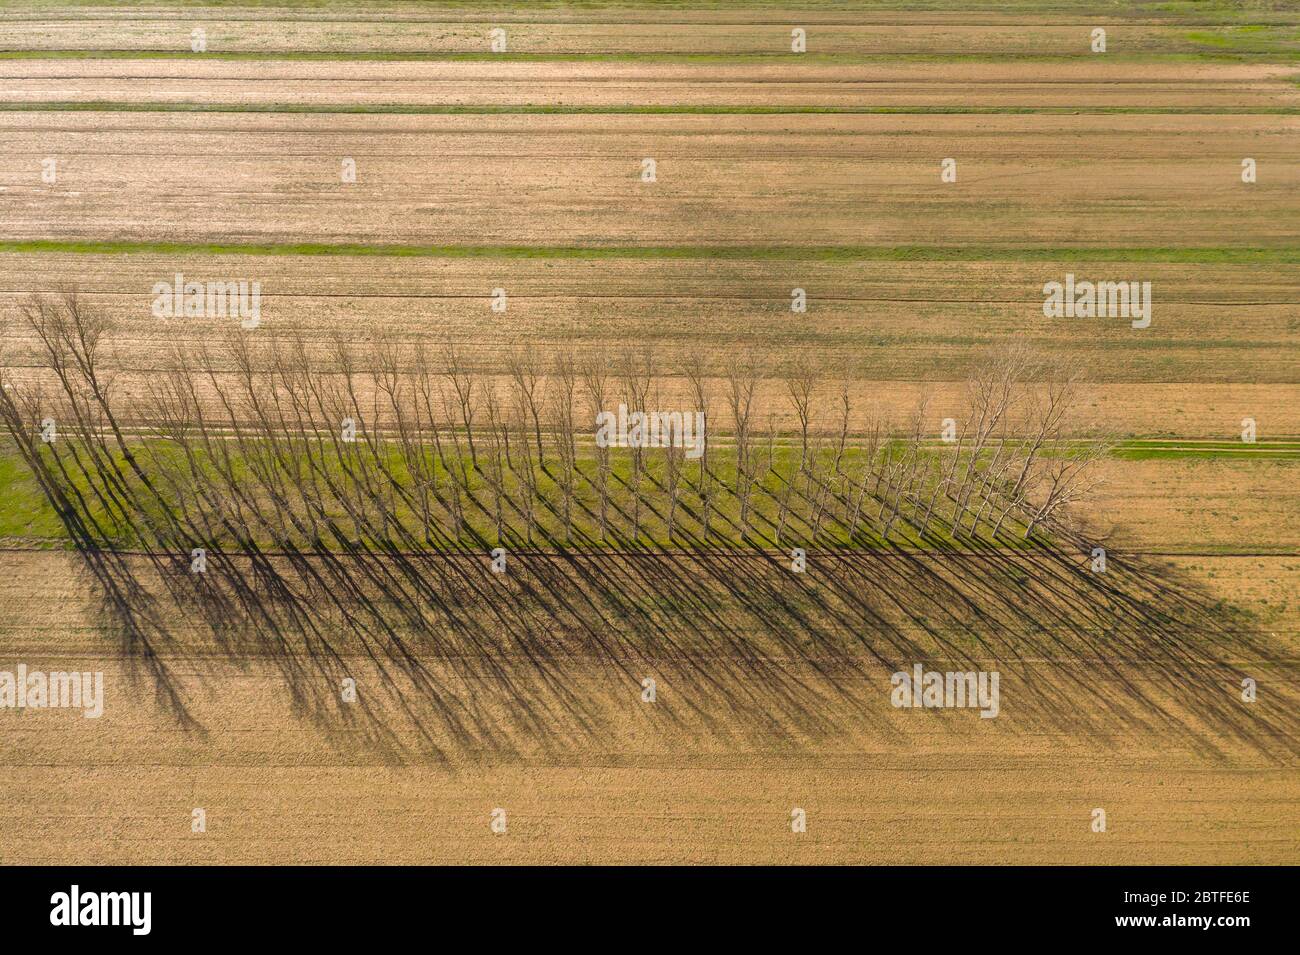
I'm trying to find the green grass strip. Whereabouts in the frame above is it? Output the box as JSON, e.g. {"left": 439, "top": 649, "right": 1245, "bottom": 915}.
{"left": 1, "top": 49, "right": 1297, "bottom": 63}
{"left": 2, "top": 101, "right": 1299, "bottom": 116}
{"left": 1112, "top": 446, "right": 1300, "bottom": 461}
{"left": 2, "top": 240, "right": 1297, "bottom": 265}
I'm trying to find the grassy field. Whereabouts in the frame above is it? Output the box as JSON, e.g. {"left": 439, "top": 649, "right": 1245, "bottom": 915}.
{"left": 0, "top": 0, "right": 1296, "bottom": 866}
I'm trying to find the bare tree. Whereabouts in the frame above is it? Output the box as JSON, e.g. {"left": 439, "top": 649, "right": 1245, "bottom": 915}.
{"left": 506, "top": 346, "right": 548, "bottom": 464}
{"left": 508, "top": 372, "right": 539, "bottom": 545}
{"left": 882, "top": 395, "right": 927, "bottom": 540}
{"left": 551, "top": 354, "right": 578, "bottom": 543}
{"left": 992, "top": 362, "right": 1080, "bottom": 538}
{"left": 951, "top": 346, "right": 1031, "bottom": 532}
{"left": 1023, "top": 440, "right": 1111, "bottom": 537}
{"left": 580, "top": 350, "right": 612, "bottom": 542}
{"left": 619, "top": 347, "right": 653, "bottom": 541}
{"left": 682, "top": 354, "right": 714, "bottom": 541}
{"left": 442, "top": 338, "right": 479, "bottom": 470}
{"left": 480, "top": 382, "right": 509, "bottom": 543}
{"left": 782, "top": 358, "right": 816, "bottom": 475}
{"left": 725, "top": 352, "right": 759, "bottom": 539}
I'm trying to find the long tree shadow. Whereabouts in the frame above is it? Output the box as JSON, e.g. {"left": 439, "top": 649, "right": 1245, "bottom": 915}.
{"left": 65, "top": 513, "right": 1299, "bottom": 764}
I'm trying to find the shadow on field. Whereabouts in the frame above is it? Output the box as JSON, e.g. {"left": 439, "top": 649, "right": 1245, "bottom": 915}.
{"left": 7, "top": 295, "right": 1293, "bottom": 763}
{"left": 63, "top": 515, "right": 1299, "bottom": 765}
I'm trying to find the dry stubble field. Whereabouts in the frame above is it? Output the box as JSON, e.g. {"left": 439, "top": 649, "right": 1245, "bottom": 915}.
{"left": 0, "top": 1, "right": 1297, "bottom": 865}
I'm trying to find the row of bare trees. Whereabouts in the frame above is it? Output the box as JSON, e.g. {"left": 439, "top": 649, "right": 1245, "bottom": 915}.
{"left": 0, "top": 294, "right": 1110, "bottom": 559}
